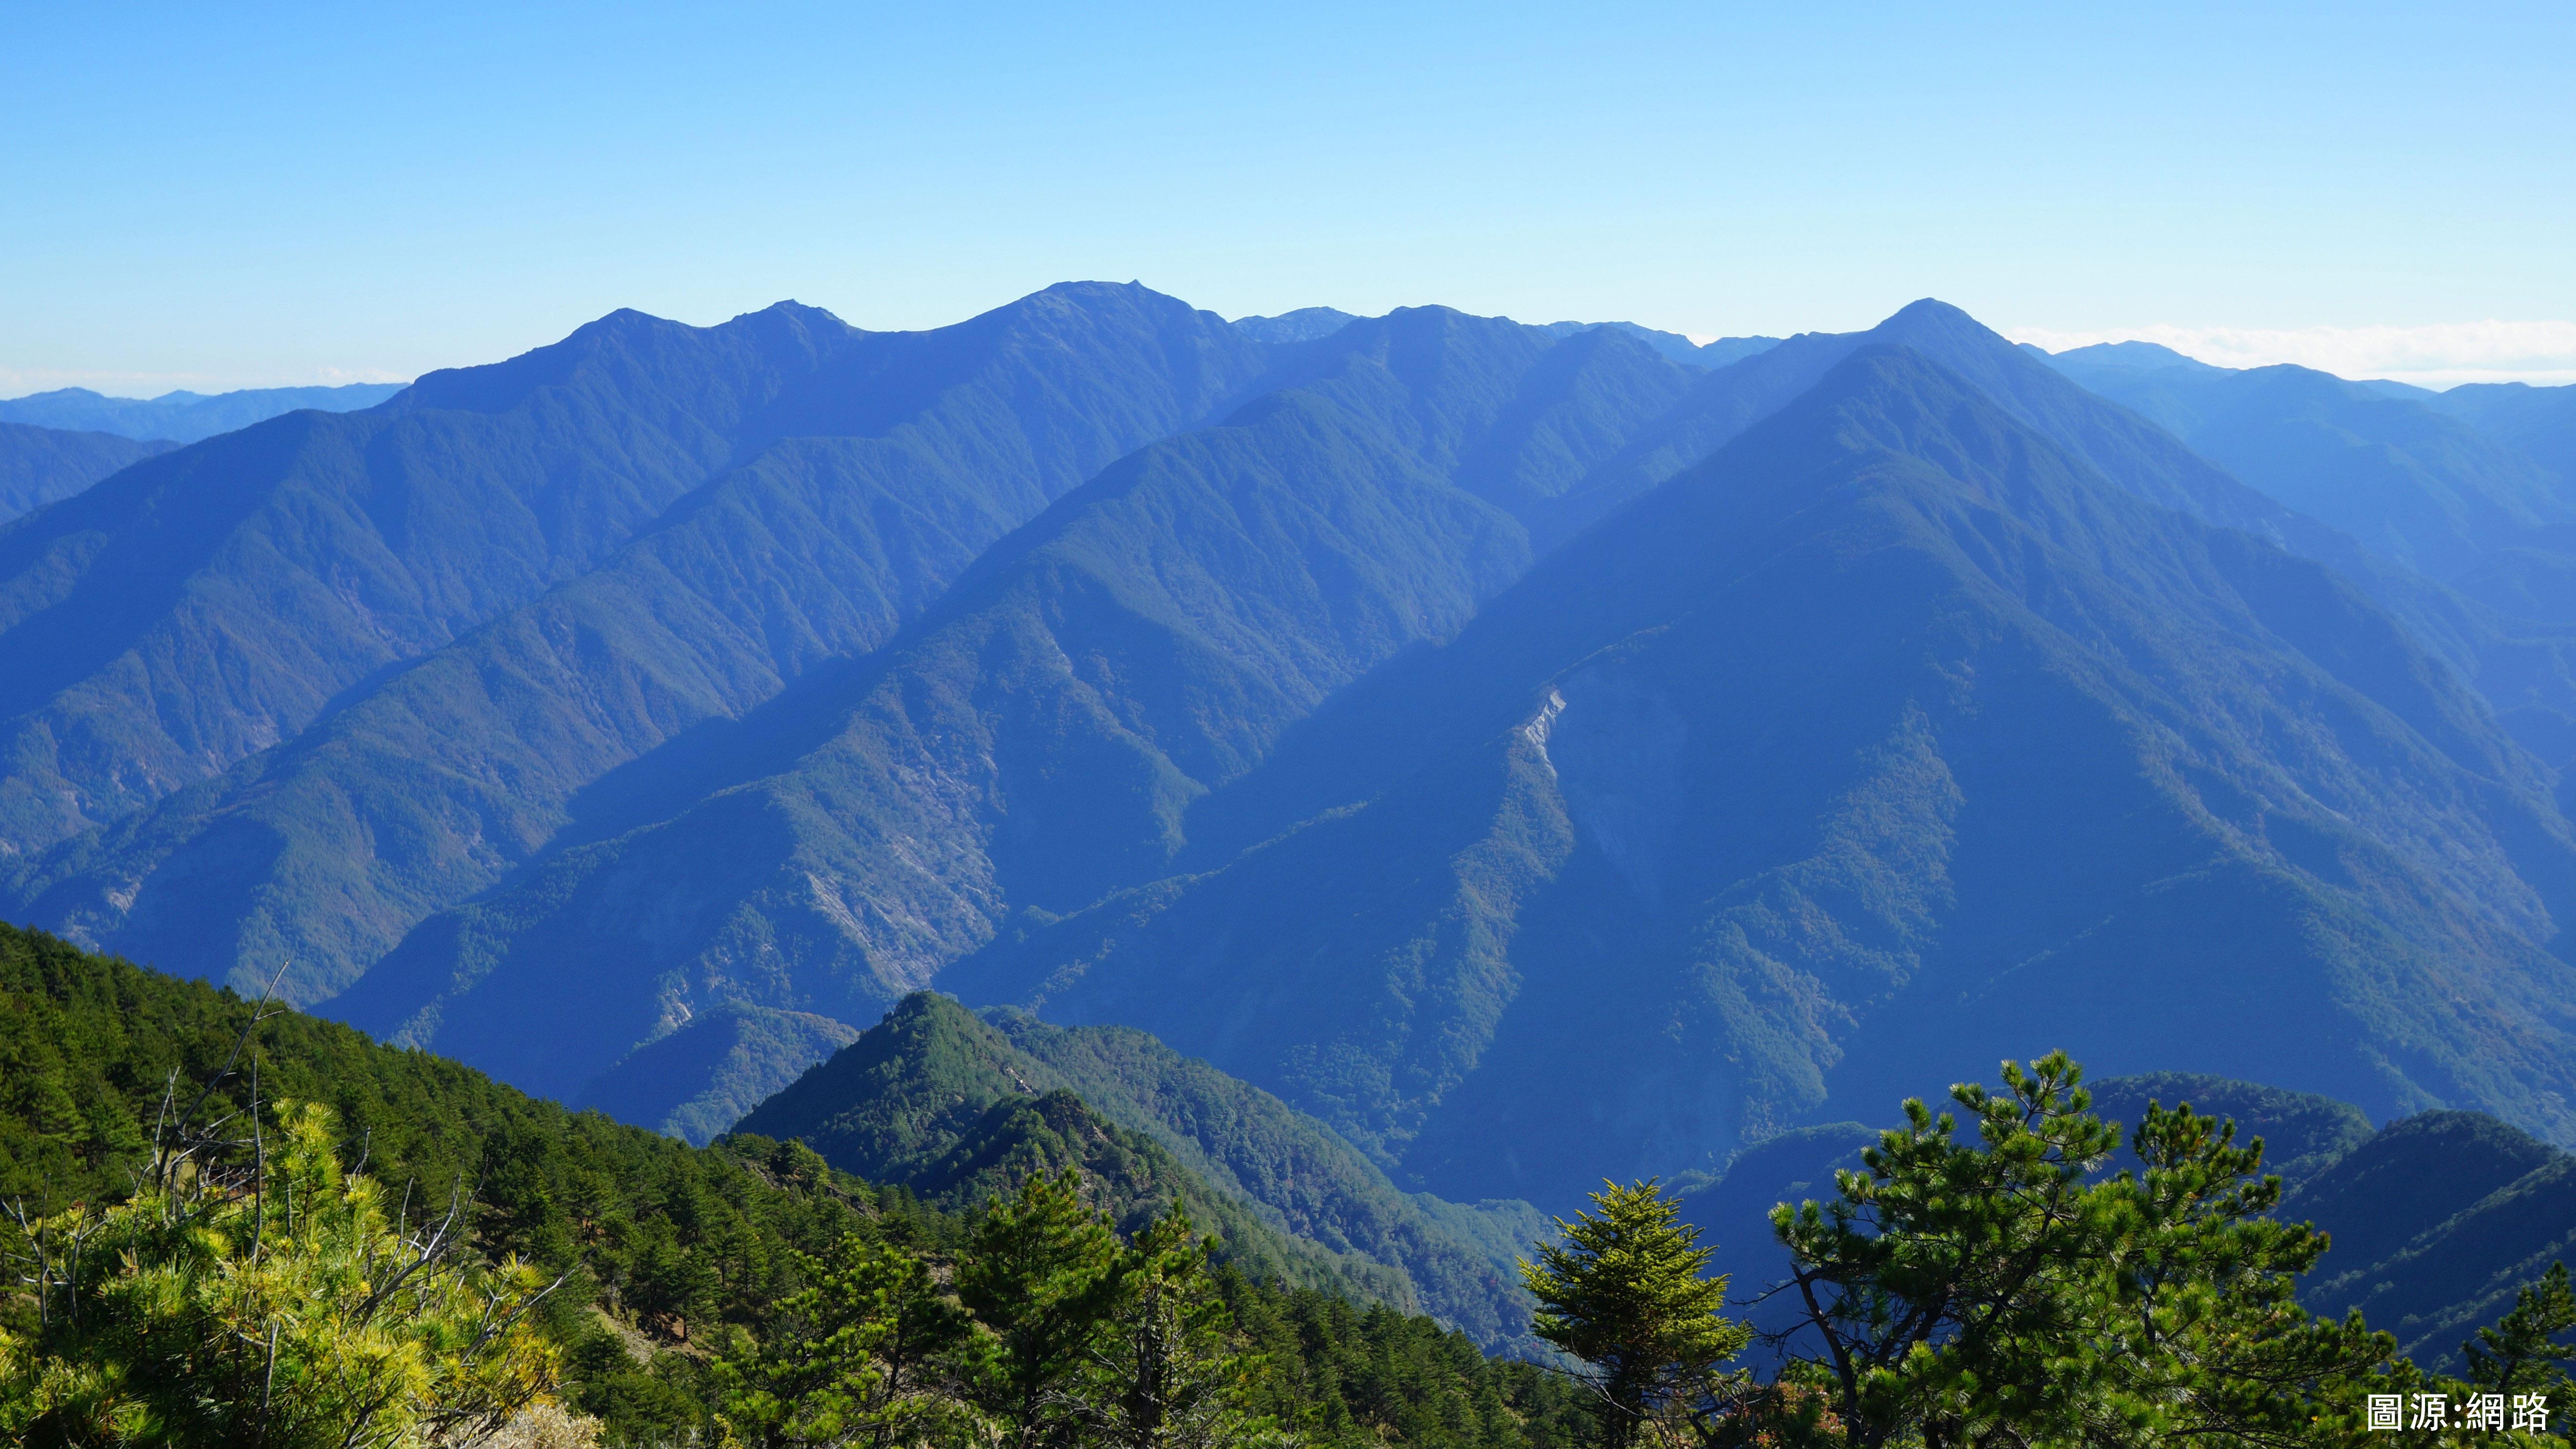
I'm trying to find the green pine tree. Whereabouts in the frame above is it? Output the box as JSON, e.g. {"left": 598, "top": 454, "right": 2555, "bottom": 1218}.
{"left": 0, "top": 1101, "right": 561, "bottom": 1448}
{"left": 1520, "top": 1178, "right": 1750, "bottom": 1449}
{"left": 1760, "top": 1053, "right": 2397, "bottom": 1448}
{"left": 1076, "top": 1206, "right": 1275, "bottom": 1449}
{"left": 716, "top": 1232, "right": 978, "bottom": 1448}
{"left": 958, "top": 1167, "right": 1123, "bottom": 1449}
{"left": 2466, "top": 1262, "right": 2576, "bottom": 1425}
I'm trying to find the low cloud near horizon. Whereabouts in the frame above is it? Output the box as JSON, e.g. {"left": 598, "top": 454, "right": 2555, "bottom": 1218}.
{"left": 2007, "top": 320, "right": 2576, "bottom": 390}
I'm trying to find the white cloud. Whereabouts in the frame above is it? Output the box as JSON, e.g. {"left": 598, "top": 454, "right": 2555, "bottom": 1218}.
{"left": 2003, "top": 320, "right": 2576, "bottom": 390}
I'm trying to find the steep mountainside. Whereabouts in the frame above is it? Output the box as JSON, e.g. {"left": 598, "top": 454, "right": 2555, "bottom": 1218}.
{"left": 728, "top": 992, "right": 1445, "bottom": 1324}
{"left": 0, "top": 382, "right": 408, "bottom": 442}
{"left": 9, "top": 283, "right": 1272, "bottom": 1005}
{"left": 326, "top": 310, "right": 1710, "bottom": 1114}
{"left": 621, "top": 994, "right": 1545, "bottom": 1346}
{"left": 948, "top": 347, "right": 2576, "bottom": 1213}
{"left": 0, "top": 422, "right": 175, "bottom": 520}
{"left": 0, "top": 301, "right": 889, "bottom": 860}
{"left": 2288, "top": 1110, "right": 2576, "bottom": 1366}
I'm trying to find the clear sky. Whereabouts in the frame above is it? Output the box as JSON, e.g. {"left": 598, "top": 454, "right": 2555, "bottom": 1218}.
{"left": 5, "top": 1, "right": 2571, "bottom": 394}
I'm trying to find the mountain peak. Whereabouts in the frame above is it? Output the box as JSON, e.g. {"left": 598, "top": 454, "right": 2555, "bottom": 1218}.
{"left": 1233, "top": 307, "right": 1361, "bottom": 344}
{"left": 2050, "top": 339, "right": 2226, "bottom": 374}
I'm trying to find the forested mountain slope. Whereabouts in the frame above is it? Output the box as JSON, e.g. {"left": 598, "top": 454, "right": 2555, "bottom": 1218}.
{"left": 0, "top": 421, "right": 175, "bottom": 520}
{"left": 0, "top": 301, "right": 889, "bottom": 860}
{"left": 326, "top": 309, "right": 1712, "bottom": 1118}
{"left": 947, "top": 346, "right": 2576, "bottom": 1213}
{"left": 19, "top": 282, "right": 2576, "bottom": 1282}
{"left": 313, "top": 296, "right": 2407, "bottom": 1137}
{"left": 737, "top": 992, "right": 1545, "bottom": 1348}
{"left": 0, "top": 917, "right": 908, "bottom": 1434}
{"left": 9, "top": 282, "right": 1273, "bottom": 1005}
{"left": 0, "top": 922, "right": 1581, "bottom": 1447}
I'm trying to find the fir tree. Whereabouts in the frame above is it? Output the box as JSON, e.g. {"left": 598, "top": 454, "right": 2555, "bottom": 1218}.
{"left": 1521, "top": 1178, "right": 1749, "bottom": 1449}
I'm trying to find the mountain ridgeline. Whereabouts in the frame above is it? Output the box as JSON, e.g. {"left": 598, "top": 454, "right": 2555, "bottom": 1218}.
{"left": 735, "top": 991, "right": 1547, "bottom": 1349}
{"left": 0, "top": 380, "right": 407, "bottom": 443}
{"left": 0, "top": 422, "right": 177, "bottom": 521}
{"left": 7, "top": 282, "right": 2576, "bottom": 1254}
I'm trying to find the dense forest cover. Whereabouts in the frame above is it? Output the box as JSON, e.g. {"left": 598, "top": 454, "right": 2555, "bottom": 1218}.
{"left": 9, "top": 923, "right": 2576, "bottom": 1445}
{"left": 739, "top": 993, "right": 1541, "bottom": 1349}
{"left": 0, "top": 924, "right": 1581, "bottom": 1445}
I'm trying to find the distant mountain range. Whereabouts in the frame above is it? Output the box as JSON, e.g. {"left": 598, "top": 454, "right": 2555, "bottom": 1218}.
{"left": 1233, "top": 306, "right": 1782, "bottom": 368}
{"left": 2039, "top": 341, "right": 2576, "bottom": 608}
{"left": 9, "top": 283, "right": 2576, "bottom": 1264}
{"left": 0, "top": 381, "right": 406, "bottom": 442}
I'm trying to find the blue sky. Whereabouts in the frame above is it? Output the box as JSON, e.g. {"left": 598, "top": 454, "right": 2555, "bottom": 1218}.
{"left": 5, "top": 2, "right": 2571, "bottom": 392}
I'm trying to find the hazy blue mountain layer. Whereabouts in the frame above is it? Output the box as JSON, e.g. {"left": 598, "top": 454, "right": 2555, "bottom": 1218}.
{"left": 1233, "top": 308, "right": 1361, "bottom": 343}
{"left": 2037, "top": 348, "right": 2576, "bottom": 775}
{"left": 325, "top": 308, "right": 1712, "bottom": 1111}
{"left": 0, "top": 301, "right": 896, "bottom": 861}
{"left": 1538, "top": 321, "right": 1783, "bottom": 370}
{"left": 738, "top": 991, "right": 1542, "bottom": 1347}
{"left": 0, "top": 382, "right": 408, "bottom": 442}
{"left": 947, "top": 346, "right": 2576, "bottom": 1213}
{"left": 9, "top": 282, "right": 1272, "bottom": 1006}
{"left": 0, "top": 422, "right": 175, "bottom": 521}
{"left": 2042, "top": 346, "right": 2576, "bottom": 591}
{"left": 2430, "top": 381, "right": 2576, "bottom": 493}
